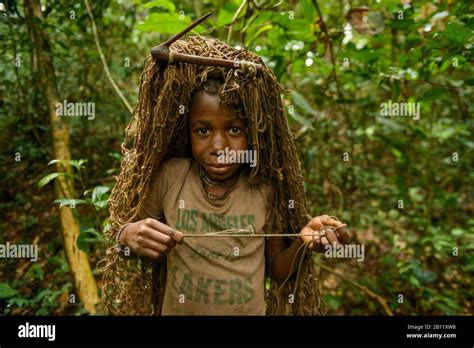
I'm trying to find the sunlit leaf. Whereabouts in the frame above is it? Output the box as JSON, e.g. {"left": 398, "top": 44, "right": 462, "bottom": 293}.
{"left": 53, "top": 198, "right": 87, "bottom": 208}
{"left": 215, "top": 3, "right": 238, "bottom": 28}
{"left": 69, "top": 159, "right": 87, "bottom": 171}
{"left": 38, "top": 173, "right": 69, "bottom": 188}
{"left": 136, "top": 13, "right": 205, "bottom": 34}
{"left": 91, "top": 186, "right": 111, "bottom": 203}
{"left": 142, "top": 0, "right": 175, "bottom": 11}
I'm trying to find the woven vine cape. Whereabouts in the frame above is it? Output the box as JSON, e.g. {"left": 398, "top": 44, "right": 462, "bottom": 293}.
{"left": 100, "top": 35, "right": 325, "bottom": 315}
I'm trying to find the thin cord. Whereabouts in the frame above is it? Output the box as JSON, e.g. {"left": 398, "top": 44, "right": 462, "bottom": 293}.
{"left": 180, "top": 224, "right": 347, "bottom": 304}
{"left": 183, "top": 233, "right": 333, "bottom": 237}
{"left": 181, "top": 224, "right": 346, "bottom": 238}
{"left": 277, "top": 240, "right": 308, "bottom": 294}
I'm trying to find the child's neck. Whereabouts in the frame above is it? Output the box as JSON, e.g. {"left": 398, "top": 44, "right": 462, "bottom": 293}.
{"left": 203, "top": 183, "right": 233, "bottom": 196}
{"left": 199, "top": 165, "right": 242, "bottom": 198}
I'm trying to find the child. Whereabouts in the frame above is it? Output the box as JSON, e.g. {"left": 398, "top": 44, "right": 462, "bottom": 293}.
{"left": 101, "top": 36, "right": 351, "bottom": 315}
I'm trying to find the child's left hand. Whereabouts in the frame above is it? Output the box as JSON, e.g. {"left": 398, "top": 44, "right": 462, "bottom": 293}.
{"left": 300, "top": 215, "right": 352, "bottom": 252}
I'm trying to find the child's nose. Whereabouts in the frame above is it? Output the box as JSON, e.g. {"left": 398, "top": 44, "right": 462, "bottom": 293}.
{"left": 210, "top": 132, "right": 227, "bottom": 154}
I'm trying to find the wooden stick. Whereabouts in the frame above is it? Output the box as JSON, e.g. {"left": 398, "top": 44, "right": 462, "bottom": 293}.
{"left": 150, "top": 11, "right": 262, "bottom": 70}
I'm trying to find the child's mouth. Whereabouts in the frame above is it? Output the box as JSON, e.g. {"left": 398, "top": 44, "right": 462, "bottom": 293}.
{"left": 205, "top": 163, "right": 234, "bottom": 176}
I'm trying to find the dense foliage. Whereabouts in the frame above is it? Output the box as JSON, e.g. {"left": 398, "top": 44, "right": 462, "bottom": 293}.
{"left": 0, "top": 0, "right": 472, "bottom": 315}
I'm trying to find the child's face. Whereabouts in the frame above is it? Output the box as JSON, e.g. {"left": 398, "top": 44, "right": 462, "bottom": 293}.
{"left": 189, "top": 91, "right": 248, "bottom": 181}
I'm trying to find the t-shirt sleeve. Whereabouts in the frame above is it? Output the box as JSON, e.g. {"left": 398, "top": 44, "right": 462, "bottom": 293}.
{"left": 137, "top": 158, "right": 191, "bottom": 221}
{"left": 137, "top": 163, "right": 169, "bottom": 220}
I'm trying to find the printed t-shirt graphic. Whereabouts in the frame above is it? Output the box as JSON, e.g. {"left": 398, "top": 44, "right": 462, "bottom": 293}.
{"left": 139, "top": 158, "right": 269, "bottom": 315}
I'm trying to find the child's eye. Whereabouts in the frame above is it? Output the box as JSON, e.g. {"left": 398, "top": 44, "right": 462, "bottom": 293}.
{"left": 228, "top": 127, "right": 242, "bottom": 135}
{"left": 196, "top": 128, "right": 210, "bottom": 136}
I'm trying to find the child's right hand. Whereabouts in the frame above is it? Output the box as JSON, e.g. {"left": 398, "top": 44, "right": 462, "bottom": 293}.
{"left": 119, "top": 218, "right": 184, "bottom": 259}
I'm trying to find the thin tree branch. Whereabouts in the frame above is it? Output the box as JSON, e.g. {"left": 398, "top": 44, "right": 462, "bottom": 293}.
{"left": 315, "top": 259, "right": 394, "bottom": 316}
{"left": 405, "top": 79, "right": 465, "bottom": 89}
{"left": 227, "top": 0, "right": 247, "bottom": 43}
{"left": 83, "top": 0, "right": 133, "bottom": 114}
{"left": 313, "top": 0, "right": 343, "bottom": 100}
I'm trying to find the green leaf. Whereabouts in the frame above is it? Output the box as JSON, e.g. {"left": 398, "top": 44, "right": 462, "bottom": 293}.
{"left": 376, "top": 117, "right": 405, "bottom": 132}
{"left": 69, "top": 159, "right": 87, "bottom": 171}
{"left": 77, "top": 228, "right": 106, "bottom": 252}
{"left": 288, "top": 110, "right": 314, "bottom": 130}
{"left": 108, "top": 152, "right": 122, "bottom": 162}
{"left": 10, "top": 297, "right": 28, "bottom": 307}
{"left": 91, "top": 186, "right": 111, "bottom": 203}
{"left": 447, "top": 80, "right": 464, "bottom": 87}
{"left": 272, "top": 13, "right": 310, "bottom": 34}
{"left": 422, "top": 87, "right": 445, "bottom": 101}
{"left": 102, "top": 217, "right": 111, "bottom": 233}
{"left": 215, "top": 3, "right": 238, "bottom": 28}
{"left": 27, "top": 264, "right": 44, "bottom": 281}
{"left": 408, "top": 275, "right": 421, "bottom": 288}
{"left": 291, "top": 91, "right": 315, "bottom": 116}
{"left": 408, "top": 187, "right": 423, "bottom": 202}
{"left": 443, "top": 22, "right": 472, "bottom": 46}
{"left": 451, "top": 228, "right": 464, "bottom": 237}
{"left": 53, "top": 198, "right": 87, "bottom": 208}
{"left": 36, "top": 308, "right": 49, "bottom": 315}
{"left": 37, "top": 172, "right": 68, "bottom": 188}
{"left": 442, "top": 297, "right": 464, "bottom": 312}
{"left": 432, "top": 126, "right": 456, "bottom": 140}
{"left": 35, "top": 290, "right": 53, "bottom": 306}
{"left": 398, "top": 262, "right": 411, "bottom": 275}
{"left": 0, "top": 283, "right": 18, "bottom": 299}
{"left": 136, "top": 13, "right": 205, "bottom": 34}
{"left": 47, "top": 159, "right": 63, "bottom": 166}
{"left": 142, "top": 0, "right": 175, "bottom": 11}
{"left": 390, "top": 147, "right": 402, "bottom": 158}
{"left": 247, "top": 24, "right": 273, "bottom": 46}
{"left": 47, "top": 159, "right": 87, "bottom": 172}
{"left": 435, "top": 302, "right": 454, "bottom": 315}
{"left": 323, "top": 294, "right": 342, "bottom": 310}
{"left": 93, "top": 200, "right": 109, "bottom": 210}
{"left": 300, "top": 0, "right": 316, "bottom": 21}
{"left": 440, "top": 55, "right": 467, "bottom": 72}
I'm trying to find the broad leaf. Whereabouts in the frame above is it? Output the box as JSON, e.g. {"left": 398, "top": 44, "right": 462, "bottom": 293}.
{"left": 38, "top": 173, "right": 69, "bottom": 188}
{"left": 0, "top": 283, "right": 18, "bottom": 299}
{"left": 142, "top": 0, "right": 175, "bottom": 11}
{"left": 53, "top": 198, "right": 87, "bottom": 208}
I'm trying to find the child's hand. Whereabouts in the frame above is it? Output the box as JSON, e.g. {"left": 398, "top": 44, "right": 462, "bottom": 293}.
{"left": 300, "top": 215, "right": 351, "bottom": 253}
{"left": 119, "top": 218, "right": 183, "bottom": 259}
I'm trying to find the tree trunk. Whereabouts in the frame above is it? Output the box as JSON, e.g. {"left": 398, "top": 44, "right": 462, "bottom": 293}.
{"left": 25, "top": 0, "right": 99, "bottom": 314}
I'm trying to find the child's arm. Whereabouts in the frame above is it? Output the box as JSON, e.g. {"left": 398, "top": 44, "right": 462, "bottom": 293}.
{"left": 266, "top": 215, "right": 351, "bottom": 283}
{"left": 266, "top": 236, "right": 304, "bottom": 283}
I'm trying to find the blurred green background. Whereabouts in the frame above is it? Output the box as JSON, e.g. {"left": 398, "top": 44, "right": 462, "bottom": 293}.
{"left": 0, "top": 0, "right": 472, "bottom": 315}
